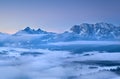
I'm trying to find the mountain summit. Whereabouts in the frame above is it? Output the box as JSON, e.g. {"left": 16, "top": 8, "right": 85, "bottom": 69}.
{"left": 70, "top": 22, "right": 120, "bottom": 40}
{"left": 2, "top": 22, "right": 120, "bottom": 43}
{"left": 0, "top": 22, "right": 120, "bottom": 47}
{"left": 15, "top": 27, "right": 48, "bottom": 35}
{"left": 14, "top": 23, "right": 120, "bottom": 40}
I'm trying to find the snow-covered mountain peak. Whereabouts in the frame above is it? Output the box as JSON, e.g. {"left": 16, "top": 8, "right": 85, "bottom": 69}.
{"left": 37, "top": 28, "right": 42, "bottom": 31}
{"left": 70, "top": 22, "right": 120, "bottom": 40}
{"left": 0, "top": 22, "right": 119, "bottom": 46}
{"left": 23, "top": 27, "right": 33, "bottom": 31}
{"left": 15, "top": 27, "right": 48, "bottom": 35}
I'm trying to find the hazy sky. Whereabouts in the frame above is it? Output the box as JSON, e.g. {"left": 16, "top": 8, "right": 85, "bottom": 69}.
{"left": 0, "top": 0, "right": 120, "bottom": 34}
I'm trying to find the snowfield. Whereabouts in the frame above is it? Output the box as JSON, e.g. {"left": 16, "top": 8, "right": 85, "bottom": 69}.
{"left": 0, "top": 47, "right": 120, "bottom": 79}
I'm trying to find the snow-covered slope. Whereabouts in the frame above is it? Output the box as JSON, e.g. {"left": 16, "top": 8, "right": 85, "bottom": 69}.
{"left": 0, "top": 23, "right": 120, "bottom": 47}
{"left": 70, "top": 22, "right": 120, "bottom": 40}
{"left": 0, "top": 27, "right": 56, "bottom": 46}
{"left": 15, "top": 27, "right": 54, "bottom": 35}
{"left": 49, "top": 22, "right": 120, "bottom": 42}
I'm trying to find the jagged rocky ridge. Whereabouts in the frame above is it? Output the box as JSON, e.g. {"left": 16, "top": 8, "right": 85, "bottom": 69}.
{"left": 70, "top": 22, "right": 120, "bottom": 40}
{"left": 15, "top": 27, "right": 54, "bottom": 35}
{"left": 0, "top": 22, "right": 120, "bottom": 47}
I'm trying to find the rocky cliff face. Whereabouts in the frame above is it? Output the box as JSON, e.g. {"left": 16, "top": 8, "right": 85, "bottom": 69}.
{"left": 70, "top": 23, "right": 120, "bottom": 40}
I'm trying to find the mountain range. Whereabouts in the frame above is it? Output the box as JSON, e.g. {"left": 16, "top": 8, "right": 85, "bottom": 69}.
{"left": 70, "top": 22, "right": 120, "bottom": 40}
{"left": 15, "top": 22, "right": 120, "bottom": 40}
{"left": 0, "top": 22, "right": 120, "bottom": 47}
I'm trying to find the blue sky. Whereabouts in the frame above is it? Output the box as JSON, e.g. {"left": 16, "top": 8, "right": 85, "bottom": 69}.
{"left": 0, "top": 0, "right": 120, "bottom": 33}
